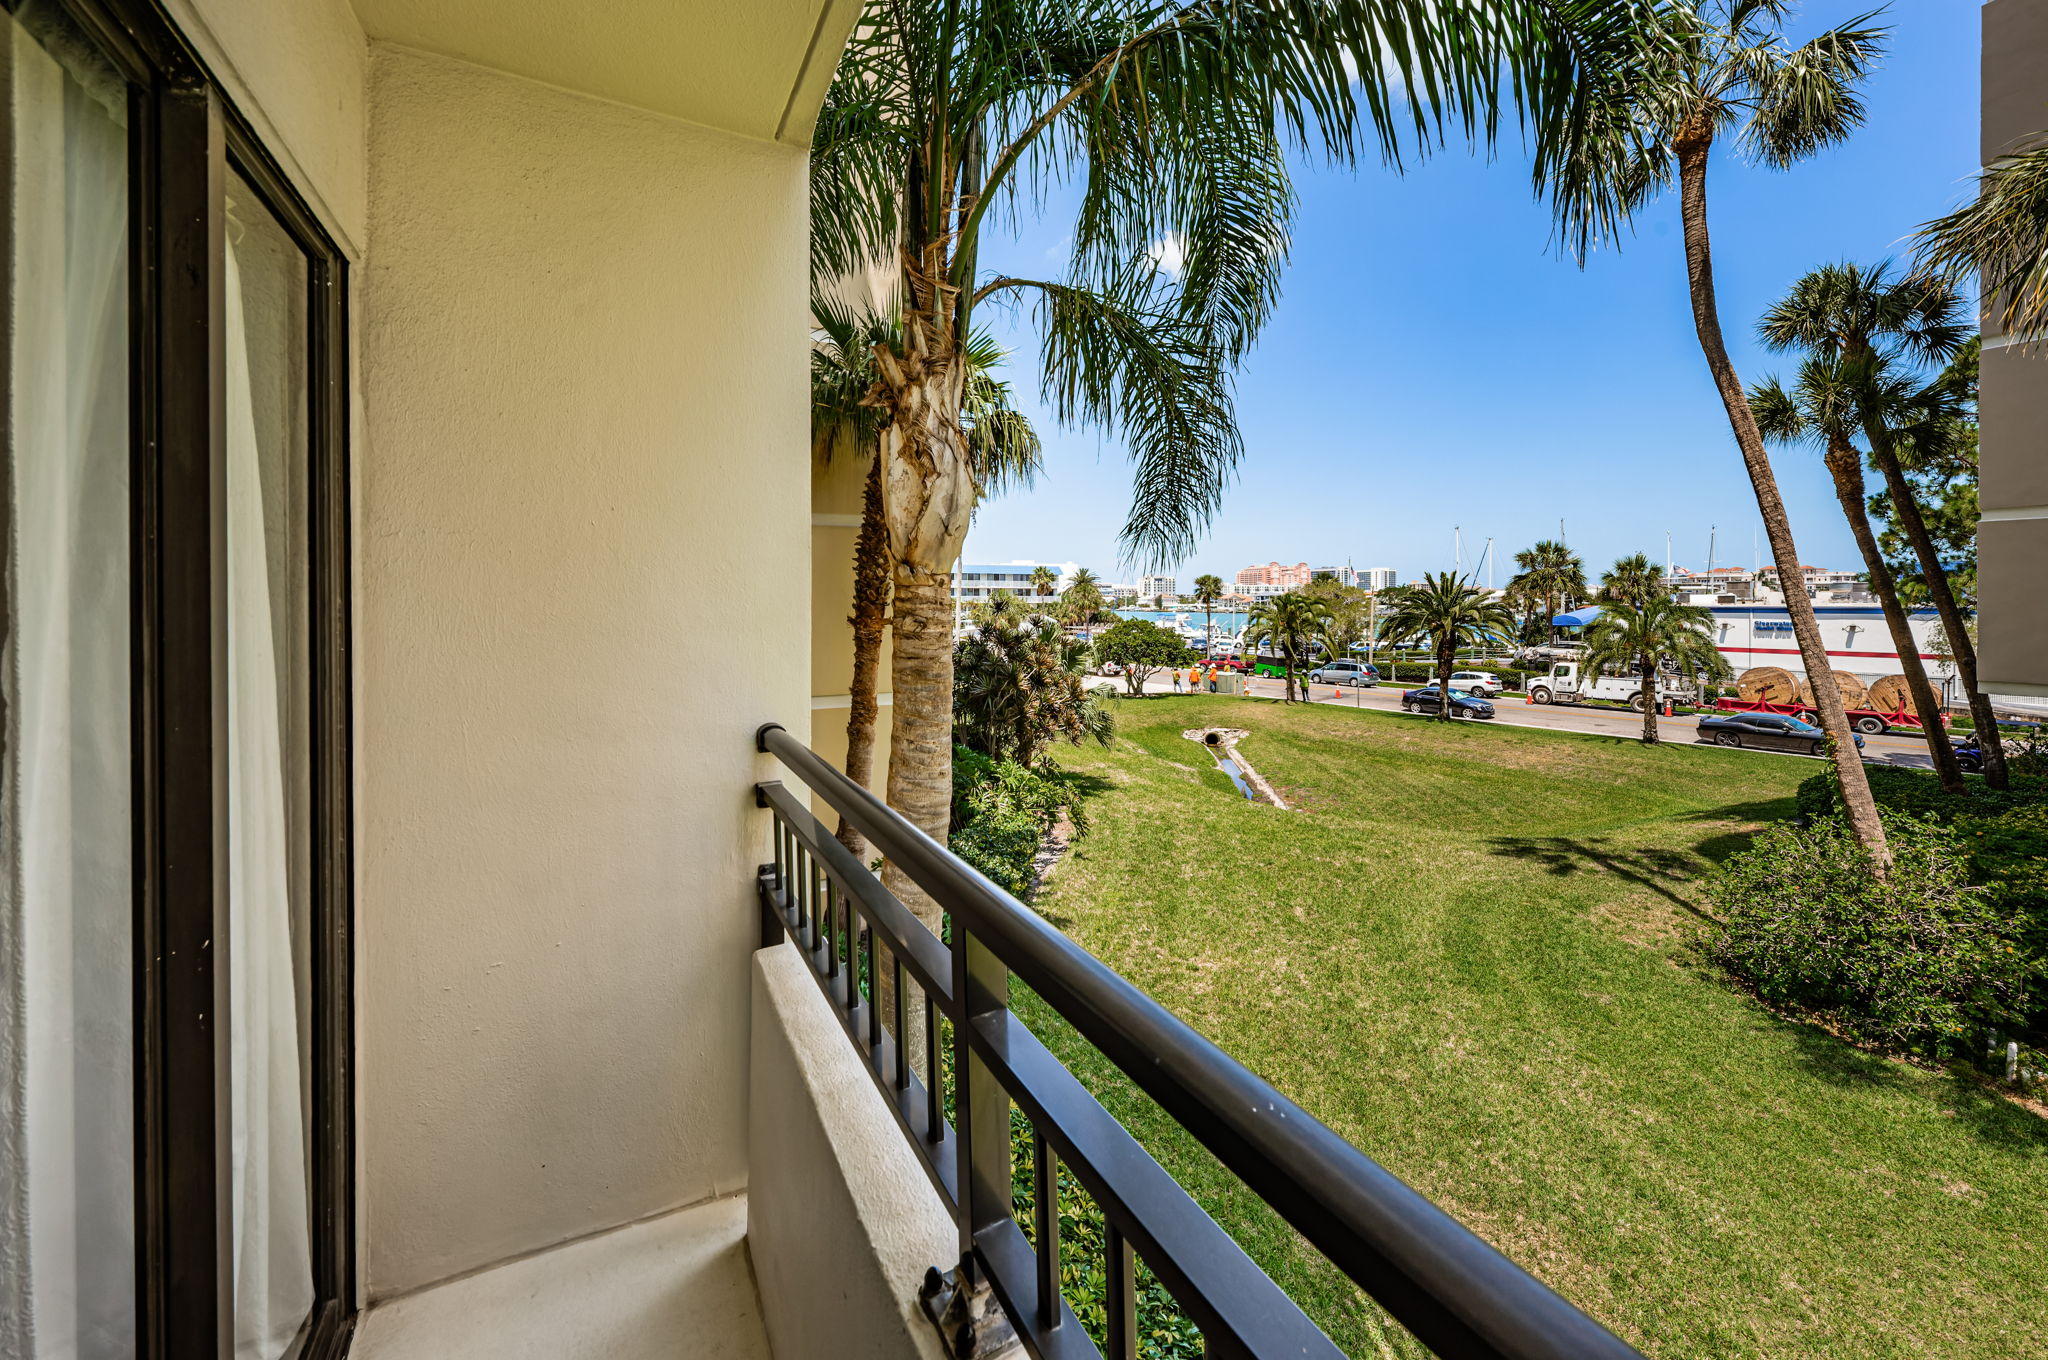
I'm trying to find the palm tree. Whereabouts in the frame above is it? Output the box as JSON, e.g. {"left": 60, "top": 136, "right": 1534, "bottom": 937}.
{"left": 1028, "top": 564, "right": 1058, "bottom": 599}
{"left": 1535, "top": 0, "right": 1893, "bottom": 863}
{"left": 1750, "top": 361, "right": 1968, "bottom": 791}
{"left": 1377, "top": 573, "right": 1518, "bottom": 721}
{"left": 1509, "top": 540, "right": 1586, "bottom": 641}
{"left": 955, "top": 606, "right": 1112, "bottom": 765}
{"left": 1242, "top": 593, "right": 1337, "bottom": 704}
{"left": 1916, "top": 139, "right": 2048, "bottom": 344}
{"left": 1061, "top": 568, "right": 1109, "bottom": 641}
{"left": 815, "top": 0, "right": 1662, "bottom": 916}
{"left": 810, "top": 298, "right": 1041, "bottom": 856}
{"left": 1756, "top": 261, "right": 2007, "bottom": 789}
{"left": 1597, "top": 551, "right": 1663, "bottom": 608}
{"left": 1190, "top": 573, "right": 1225, "bottom": 657}
{"left": 1581, "top": 597, "right": 1729, "bottom": 743}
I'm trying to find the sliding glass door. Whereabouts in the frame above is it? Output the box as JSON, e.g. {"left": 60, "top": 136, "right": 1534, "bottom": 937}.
{"left": 1, "top": 3, "right": 354, "bottom": 1357}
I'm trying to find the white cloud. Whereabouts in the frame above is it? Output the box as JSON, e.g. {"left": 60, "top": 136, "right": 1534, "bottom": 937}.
{"left": 1146, "top": 232, "right": 1187, "bottom": 277}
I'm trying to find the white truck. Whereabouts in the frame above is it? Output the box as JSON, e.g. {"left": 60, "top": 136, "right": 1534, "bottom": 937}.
{"left": 1527, "top": 661, "right": 1696, "bottom": 710}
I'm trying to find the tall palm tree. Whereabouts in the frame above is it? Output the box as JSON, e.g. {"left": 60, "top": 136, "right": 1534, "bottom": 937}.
{"left": 1750, "top": 361, "right": 1968, "bottom": 791}
{"left": 1191, "top": 573, "right": 1225, "bottom": 657}
{"left": 1243, "top": 593, "right": 1337, "bottom": 704}
{"left": 1916, "top": 138, "right": 2048, "bottom": 344}
{"left": 815, "top": 0, "right": 1663, "bottom": 917}
{"left": 1536, "top": 0, "right": 1893, "bottom": 863}
{"left": 810, "top": 298, "right": 1041, "bottom": 856}
{"left": 1061, "top": 568, "right": 1109, "bottom": 641}
{"left": 1597, "top": 551, "right": 1662, "bottom": 607}
{"left": 1509, "top": 539, "right": 1586, "bottom": 640}
{"left": 1377, "top": 573, "right": 1518, "bottom": 721}
{"left": 1581, "top": 597, "right": 1729, "bottom": 743}
{"left": 1756, "top": 261, "right": 2007, "bottom": 789}
{"left": 955, "top": 606, "right": 1113, "bottom": 765}
{"left": 1028, "top": 563, "right": 1058, "bottom": 599}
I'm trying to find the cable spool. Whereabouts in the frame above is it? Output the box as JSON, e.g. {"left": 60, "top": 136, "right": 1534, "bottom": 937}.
{"left": 1831, "top": 671, "right": 1870, "bottom": 711}
{"left": 1737, "top": 666, "right": 1799, "bottom": 705}
{"left": 1792, "top": 676, "right": 1817, "bottom": 707}
{"left": 1868, "top": 674, "right": 1912, "bottom": 715}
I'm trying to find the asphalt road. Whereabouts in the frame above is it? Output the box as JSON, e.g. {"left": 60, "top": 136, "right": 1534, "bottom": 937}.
{"left": 1121, "top": 671, "right": 1945, "bottom": 769}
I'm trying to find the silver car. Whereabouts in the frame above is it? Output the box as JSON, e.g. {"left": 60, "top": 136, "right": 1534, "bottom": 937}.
{"left": 1448, "top": 670, "right": 1502, "bottom": 697}
{"left": 1308, "top": 659, "right": 1378, "bottom": 686}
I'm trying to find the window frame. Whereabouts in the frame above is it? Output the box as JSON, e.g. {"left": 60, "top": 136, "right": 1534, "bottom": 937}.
{"left": 11, "top": 2, "right": 357, "bottom": 1357}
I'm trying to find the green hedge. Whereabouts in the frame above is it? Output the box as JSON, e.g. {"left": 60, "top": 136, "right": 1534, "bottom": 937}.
{"left": 1794, "top": 764, "right": 2048, "bottom": 822}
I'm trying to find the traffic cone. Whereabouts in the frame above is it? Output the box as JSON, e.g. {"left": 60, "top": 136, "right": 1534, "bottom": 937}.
{"left": 1525, "top": 691, "right": 1533, "bottom": 705}
{"left": 1333, "top": 687, "right": 1342, "bottom": 701}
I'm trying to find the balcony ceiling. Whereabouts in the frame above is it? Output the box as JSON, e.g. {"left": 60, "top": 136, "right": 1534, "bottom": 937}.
{"left": 349, "top": 0, "right": 860, "bottom": 144}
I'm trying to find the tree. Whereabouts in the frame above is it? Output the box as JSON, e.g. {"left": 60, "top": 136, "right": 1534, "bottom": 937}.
{"left": 1597, "top": 551, "right": 1662, "bottom": 607}
{"left": 1580, "top": 597, "right": 1729, "bottom": 743}
{"left": 1300, "top": 575, "right": 1376, "bottom": 654}
{"left": 1916, "top": 139, "right": 2048, "bottom": 344}
{"left": 1868, "top": 340, "right": 1978, "bottom": 612}
{"left": 1756, "top": 261, "right": 2008, "bottom": 790}
{"left": 955, "top": 604, "right": 1112, "bottom": 765}
{"left": 1377, "top": 573, "right": 1517, "bottom": 720}
{"left": 1190, "top": 573, "right": 1225, "bottom": 656}
{"left": 1508, "top": 540, "right": 1586, "bottom": 640}
{"left": 810, "top": 298, "right": 1042, "bottom": 856}
{"left": 1094, "top": 619, "right": 1193, "bottom": 699}
{"left": 1242, "top": 593, "right": 1337, "bottom": 703}
{"left": 1750, "top": 360, "right": 1968, "bottom": 791}
{"left": 1028, "top": 564, "right": 1058, "bottom": 598}
{"left": 1060, "top": 567, "right": 1110, "bottom": 640}
{"left": 815, "top": 0, "right": 1667, "bottom": 920}
{"left": 1535, "top": 0, "right": 1894, "bottom": 865}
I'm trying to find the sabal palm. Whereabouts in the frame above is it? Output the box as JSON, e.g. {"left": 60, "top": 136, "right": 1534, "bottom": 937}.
{"left": 810, "top": 298, "right": 1041, "bottom": 855}
{"left": 1756, "top": 261, "right": 2007, "bottom": 789}
{"left": 955, "top": 609, "right": 1112, "bottom": 765}
{"left": 1581, "top": 597, "right": 1728, "bottom": 743}
{"left": 1537, "top": 0, "right": 1892, "bottom": 862}
{"left": 1242, "top": 593, "right": 1337, "bottom": 704}
{"left": 1750, "top": 360, "right": 1967, "bottom": 790}
{"left": 1509, "top": 539, "right": 1585, "bottom": 640}
{"left": 815, "top": 0, "right": 1663, "bottom": 901}
{"left": 1061, "top": 568, "right": 1109, "bottom": 638}
{"left": 1029, "top": 564, "right": 1058, "bottom": 598}
{"left": 1191, "top": 573, "right": 1225, "bottom": 655}
{"left": 1377, "top": 573, "right": 1517, "bottom": 721}
{"left": 1916, "top": 139, "right": 2048, "bottom": 344}
{"left": 1597, "top": 552, "right": 1662, "bottom": 607}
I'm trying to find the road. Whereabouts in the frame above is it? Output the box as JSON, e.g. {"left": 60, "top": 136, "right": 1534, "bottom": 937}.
{"left": 1117, "top": 670, "right": 1945, "bottom": 769}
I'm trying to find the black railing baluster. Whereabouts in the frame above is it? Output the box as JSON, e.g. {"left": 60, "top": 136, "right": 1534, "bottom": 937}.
{"left": 1107, "top": 1223, "right": 1136, "bottom": 1360}
{"left": 1035, "top": 1132, "right": 1059, "bottom": 1331}
{"left": 825, "top": 873, "right": 839, "bottom": 980}
{"left": 893, "top": 956, "right": 908, "bottom": 1091}
{"left": 865, "top": 924, "right": 879, "bottom": 1048}
{"left": 925, "top": 995, "right": 941, "bottom": 1142}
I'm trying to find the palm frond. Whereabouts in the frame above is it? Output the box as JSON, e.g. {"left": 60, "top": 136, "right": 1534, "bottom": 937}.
{"left": 1915, "top": 140, "right": 2048, "bottom": 343}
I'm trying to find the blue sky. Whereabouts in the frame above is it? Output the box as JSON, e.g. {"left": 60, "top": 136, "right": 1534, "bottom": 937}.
{"left": 961, "top": 1, "right": 1980, "bottom": 589}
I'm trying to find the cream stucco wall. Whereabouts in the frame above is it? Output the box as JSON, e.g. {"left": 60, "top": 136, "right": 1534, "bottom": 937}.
{"left": 357, "top": 44, "right": 811, "bottom": 1297}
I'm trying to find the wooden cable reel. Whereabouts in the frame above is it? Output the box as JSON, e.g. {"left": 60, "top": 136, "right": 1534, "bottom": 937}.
{"left": 1737, "top": 666, "right": 1799, "bottom": 705}
{"left": 1830, "top": 671, "right": 1869, "bottom": 711}
{"left": 1867, "top": 674, "right": 1912, "bottom": 715}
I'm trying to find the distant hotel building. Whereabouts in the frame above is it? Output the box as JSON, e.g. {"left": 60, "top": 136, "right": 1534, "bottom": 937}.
{"left": 1139, "top": 574, "right": 1178, "bottom": 601}
{"left": 1360, "top": 567, "right": 1397, "bottom": 591}
{"left": 952, "top": 560, "right": 1079, "bottom": 605}
{"left": 1235, "top": 561, "right": 1312, "bottom": 590}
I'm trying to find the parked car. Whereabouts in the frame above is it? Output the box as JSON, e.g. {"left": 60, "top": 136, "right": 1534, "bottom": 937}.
{"left": 1309, "top": 659, "right": 1379, "bottom": 686}
{"left": 1401, "top": 686, "right": 1496, "bottom": 719}
{"left": 1696, "top": 712, "right": 1864, "bottom": 757}
{"left": 1447, "top": 669, "right": 1502, "bottom": 697}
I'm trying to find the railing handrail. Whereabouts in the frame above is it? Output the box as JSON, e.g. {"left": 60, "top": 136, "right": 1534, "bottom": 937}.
{"left": 756, "top": 723, "right": 1644, "bottom": 1360}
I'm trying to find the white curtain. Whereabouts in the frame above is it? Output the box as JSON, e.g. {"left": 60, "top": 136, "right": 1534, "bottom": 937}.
{"left": 1, "top": 11, "right": 134, "bottom": 1360}
{"left": 225, "top": 228, "right": 314, "bottom": 1360}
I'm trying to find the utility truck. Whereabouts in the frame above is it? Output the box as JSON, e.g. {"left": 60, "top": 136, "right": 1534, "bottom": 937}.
{"left": 1527, "top": 661, "right": 1695, "bottom": 710}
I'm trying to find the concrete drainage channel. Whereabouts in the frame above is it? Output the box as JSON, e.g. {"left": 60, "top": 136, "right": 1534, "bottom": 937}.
{"left": 1184, "top": 728, "right": 1288, "bottom": 809}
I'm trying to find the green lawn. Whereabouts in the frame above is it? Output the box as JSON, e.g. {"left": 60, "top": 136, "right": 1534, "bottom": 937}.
{"left": 1023, "top": 695, "right": 2046, "bottom": 1359}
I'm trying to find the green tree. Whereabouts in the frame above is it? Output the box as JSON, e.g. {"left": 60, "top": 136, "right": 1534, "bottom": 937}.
{"left": 1756, "top": 262, "right": 2007, "bottom": 790}
{"left": 1060, "top": 567, "right": 1110, "bottom": 640}
{"left": 1029, "top": 563, "right": 1059, "bottom": 598}
{"left": 815, "top": 0, "right": 1665, "bottom": 918}
{"left": 1535, "top": 0, "right": 1893, "bottom": 864}
{"left": 1242, "top": 593, "right": 1337, "bottom": 704}
{"left": 1580, "top": 596, "right": 1729, "bottom": 744}
{"left": 1916, "top": 139, "right": 2048, "bottom": 343}
{"left": 1867, "top": 340, "right": 1978, "bottom": 610}
{"left": 1508, "top": 540, "right": 1586, "bottom": 641}
{"left": 1377, "top": 573, "right": 1517, "bottom": 720}
{"left": 1751, "top": 358, "right": 1968, "bottom": 791}
{"left": 1597, "top": 551, "right": 1662, "bottom": 607}
{"left": 1300, "top": 575, "right": 1376, "bottom": 653}
{"left": 1094, "top": 619, "right": 1193, "bottom": 699}
{"left": 955, "top": 605, "right": 1112, "bottom": 764}
{"left": 811, "top": 298, "right": 1041, "bottom": 857}
{"left": 1190, "top": 573, "right": 1226, "bottom": 657}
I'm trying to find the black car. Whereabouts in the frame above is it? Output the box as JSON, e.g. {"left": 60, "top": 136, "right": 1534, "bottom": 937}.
{"left": 1402, "top": 685, "right": 1496, "bottom": 719}
{"left": 1696, "top": 712, "right": 1865, "bottom": 757}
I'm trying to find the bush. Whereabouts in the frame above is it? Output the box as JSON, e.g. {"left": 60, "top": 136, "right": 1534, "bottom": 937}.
{"left": 1708, "top": 816, "right": 2032, "bottom": 1057}
{"left": 1794, "top": 763, "right": 2048, "bottom": 822}
{"left": 949, "top": 749, "right": 1088, "bottom": 897}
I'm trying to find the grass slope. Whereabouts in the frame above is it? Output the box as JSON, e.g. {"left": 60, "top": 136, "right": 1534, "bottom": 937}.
{"left": 1023, "top": 695, "right": 2046, "bottom": 1359}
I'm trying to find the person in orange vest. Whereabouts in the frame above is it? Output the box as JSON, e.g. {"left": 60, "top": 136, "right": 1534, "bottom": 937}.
{"left": 1206, "top": 664, "right": 1219, "bottom": 693}
{"left": 1188, "top": 663, "right": 1202, "bottom": 691}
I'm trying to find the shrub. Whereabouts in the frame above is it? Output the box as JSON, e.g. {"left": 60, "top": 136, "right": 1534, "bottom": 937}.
{"left": 1794, "top": 763, "right": 2048, "bottom": 822}
{"left": 1708, "top": 815, "right": 2031, "bottom": 1057}
{"left": 949, "top": 749, "right": 1089, "bottom": 898}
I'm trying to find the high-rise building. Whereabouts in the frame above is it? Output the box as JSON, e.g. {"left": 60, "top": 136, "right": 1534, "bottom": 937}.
{"left": 1139, "top": 574, "right": 1178, "bottom": 601}
{"left": 1233, "top": 561, "right": 1312, "bottom": 590}
{"left": 1361, "top": 567, "right": 1397, "bottom": 591}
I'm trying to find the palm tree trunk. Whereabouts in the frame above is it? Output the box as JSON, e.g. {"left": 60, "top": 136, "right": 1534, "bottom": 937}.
{"left": 1822, "top": 439, "right": 1966, "bottom": 791}
{"left": 1675, "top": 135, "right": 1890, "bottom": 867}
{"left": 1641, "top": 651, "right": 1657, "bottom": 744}
{"left": 1438, "top": 640, "right": 1454, "bottom": 721}
{"left": 839, "top": 456, "right": 894, "bottom": 858}
{"left": 1860, "top": 421, "right": 2008, "bottom": 789}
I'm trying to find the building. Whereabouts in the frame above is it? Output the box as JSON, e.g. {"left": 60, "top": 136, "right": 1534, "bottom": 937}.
{"left": 1666, "top": 564, "right": 1872, "bottom": 605}
{"left": 1246, "top": 582, "right": 1295, "bottom": 601}
{"left": 1361, "top": 567, "right": 1398, "bottom": 591}
{"left": 1234, "top": 560, "right": 1313, "bottom": 589}
{"left": 1977, "top": 0, "right": 2048, "bottom": 697}
{"left": 951, "top": 560, "right": 1078, "bottom": 605}
{"left": 1139, "top": 573, "right": 1178, "bottom": 601}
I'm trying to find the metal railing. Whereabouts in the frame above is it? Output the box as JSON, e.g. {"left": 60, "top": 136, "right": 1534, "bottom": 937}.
{"left": 753, "top": 723, "right": 1644, "bottom": 1360}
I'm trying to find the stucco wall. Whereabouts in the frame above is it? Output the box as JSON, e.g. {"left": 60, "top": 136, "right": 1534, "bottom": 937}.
{"left": 749, "top": 944, "right": 955, "bottom": 1360}
{"left": 357, "top": 44, "right": 811, "bottom": 1297}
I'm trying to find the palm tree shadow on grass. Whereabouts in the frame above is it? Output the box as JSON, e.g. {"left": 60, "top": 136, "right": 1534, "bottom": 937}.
{"left": 1485, "top": 835, "right": 1717, "bottom": 923}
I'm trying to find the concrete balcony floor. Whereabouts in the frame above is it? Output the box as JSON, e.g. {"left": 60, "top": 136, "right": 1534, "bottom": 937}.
{"left": 352, "top": 1194, "right": 768, "bottom": 1360}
